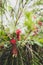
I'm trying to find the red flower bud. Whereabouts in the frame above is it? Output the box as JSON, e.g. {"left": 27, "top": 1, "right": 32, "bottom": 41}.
{"left": 38, "top": 21, "right": 42, "bottom": 26}
{"left": 16, "top": 29, "right": 21, "bottom": 35}
{"left": 10, "top": 39, "right": 16, "bottom": 45}
{"left": 17, "top": 35, "right": 20, "bottom": 40}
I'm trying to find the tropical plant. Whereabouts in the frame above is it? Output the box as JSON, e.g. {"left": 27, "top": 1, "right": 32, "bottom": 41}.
{"left": 0, "top": 0, "right": 43, "bottom": 65}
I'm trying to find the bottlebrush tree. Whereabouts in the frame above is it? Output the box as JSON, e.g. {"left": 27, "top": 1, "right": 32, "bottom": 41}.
{"left": 0, "top": 0, "right": 43, "bottom": 65}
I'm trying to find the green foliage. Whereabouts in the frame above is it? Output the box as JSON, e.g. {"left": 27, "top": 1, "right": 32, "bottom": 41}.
{"left": 39, "top": 17, "right": 43, "bottom": 22}
{"left": 37, "top": 38, "right": 43, "bottom": 44}
{"left": 0, "top": 29, "right": 9, "bottom": 42}
{"left": 7, "top": 6, "right": 12, "bottom": 11}
{"left": 24, "top": 12, "right": 34, "bottom": 31}
{"left": 0, "top": 29, "right": 5, "bottom": 36}
{"left": 36, "top": 0, "right": 43, "bottom": 5}
{"left": 31, "top": 35, "right": 43, "bottom": 47}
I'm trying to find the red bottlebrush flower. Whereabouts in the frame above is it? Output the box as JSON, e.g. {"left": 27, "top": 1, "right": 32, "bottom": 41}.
{"left": 38, "top": 21, "right": 42, "bottom": 26}
{"left": 16, "top": 29, "right": 21, "bottom": 35}
{"left": 11, "top": 45, "right": 18, "bottom": 57}
{"left": 17, "top": 35, "right": 20, "bottom": 40}
{"left": 16, "top": 29, "right": 21, "bottom": 40}
{"left": 12, "top": 46, "right": 18, "bottom": 55}
{"left": 10, "top": 39, "right": 16, "bottom": 45}
{"left": 10, "top": 39, "right": 18, "bottom": 56}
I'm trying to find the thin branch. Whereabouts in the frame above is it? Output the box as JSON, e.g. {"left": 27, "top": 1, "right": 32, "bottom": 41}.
{"left": 15, "top": 0, "right": 29, "bottom": 26}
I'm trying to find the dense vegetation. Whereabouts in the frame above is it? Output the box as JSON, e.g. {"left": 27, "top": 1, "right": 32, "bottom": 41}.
{"left": 0, "top": 0, "right": 43, "bottom": 65}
